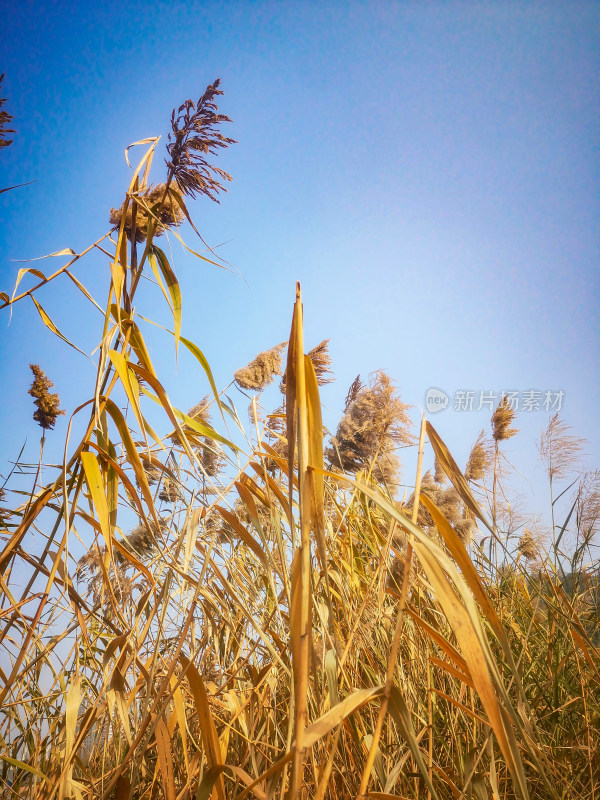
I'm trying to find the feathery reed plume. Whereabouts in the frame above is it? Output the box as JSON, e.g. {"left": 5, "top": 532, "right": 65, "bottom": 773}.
{"left": 280, "top": 339, "right": 334, "bottom": 392}
{"left": 518, "top": 528, "right": 540, "bottom": 562}
{"left": 539, "top": 413, "right": 584, "bottom": 482}
{"left": 404, "top": 469, "right": 435, "bottom": 527}
{"left": 0, "top": 75, "right": 15, "bottom": 148}
{"left": 122, "top": 521, "right": 161, "bottom": 560}
{"left": 265, "top": 406, "right": 286, "bottom": 439}
{"left": 326, "top": 370, "right": 414, "bottom": 487}
{"left": 387, "top": 527, "right": 416, "bottom": 595}
{"left": 166, "top": 79, "right": 236, "bottom": 201}
{"left": 438, "top": 485, "right": 463, "bottom": 527}
{"left": 188, "top": 398, "right": 210, "bottom": 423}
{"left": 170, "top": 397, "right": 211, "bottom": 444}
{"left": 140, "top": 457, "right": 161, "bottom": 486}
{"left": 491, "top": 395, "right": 518, "bottom": 442}
{"left": 576, "top": 470, "right": 600, "bottom": 543}
{"left": 307, "top": 339, "right": 334, "bottom": 385}
{"left": 109, "top": 183, "right": 185, "bottom": 242}
{"left": 234, "top": 343, "right": 287, "bottom": 391}
{"left": 344, "top": 374, "right": 363, "bottom": 411}
{"left": 434, "top": 452, "right": 447, "bottom": 484}
{"left": 198, "top": 438, "right": 223, "bottom": 478}
{"left": 28, "top": 364, "right": 64, "bottom": 431}
{"left": 455, "top": 509, "right": 476, "bottom": 546}
{"left": 465, "top": 430, "right": 493, "bottom": 481}
{"left": 159, "top": 477, "right": 179, "bottom": 504}
{"left": 77, "top": 545, "right": 135, "bottom": 606}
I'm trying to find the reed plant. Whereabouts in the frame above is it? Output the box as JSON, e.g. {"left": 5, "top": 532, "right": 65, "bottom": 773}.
{"left": 0, "top": 81, "right": 598, "bottom": 800}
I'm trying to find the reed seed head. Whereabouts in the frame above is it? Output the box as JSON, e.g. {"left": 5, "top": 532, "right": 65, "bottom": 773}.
{"left": 28, "top": 364, "right": 65, "bottom": 431}
{"left": 434, "top": 453, "right": 447, "bottom": 484}
{"left": 140, "top": 457, "right": 161, "bottom": 486}
{"left": 518, "top": 528, "right": 541, "bottom": 562}
{"left": 0, "top": 74, "right": 15, "bottom": 148}
{"left": 123, "top": 521, "right": 161, "bottom": 560}
{"left": 454, "top": 509, "right": 475, "bottom": 546}
{"left": 166, "top": 79, "right": 236, "bottom": 201}
{"left": 344, "top": 375, "right": 363, "bottom": 411}
{"left": 491, "top": 396, "right": 518, "bottom": 442}
{"left": 280, "top": 339, "right": 334, "bottom": 393}
{"left": 159, "top": 477, "right": 179, "bottom": 504}
{"left": 465, "top": 430, "right": 493, "bottom": 482}
{"left": 109, "top": 183, "right": 185, "bottom": 243}
{"left": 235, "top": 343, "right": 287, "bottom": 391}
{"left": 539, "top": 413, "right": 584, "bottom": 482}
{"left": 326, "top": 370, "right": 414, "bottom": 488}
{"left": 576, "top": 470, "right": 600, "bottom": 542}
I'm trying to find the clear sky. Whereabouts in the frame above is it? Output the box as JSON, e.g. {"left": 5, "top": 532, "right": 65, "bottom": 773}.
{"left": 1, "top": 1, "right": 598, "bottom": 533}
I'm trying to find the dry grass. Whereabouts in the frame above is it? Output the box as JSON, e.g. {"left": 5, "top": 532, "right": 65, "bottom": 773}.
{"left": 0, "top": 93, "right": 598, "bottom": 800}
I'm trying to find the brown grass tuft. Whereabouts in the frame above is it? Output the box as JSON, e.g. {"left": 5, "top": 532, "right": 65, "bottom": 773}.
{"left": 28, "top": 364, "right": 64, "bottom": 431}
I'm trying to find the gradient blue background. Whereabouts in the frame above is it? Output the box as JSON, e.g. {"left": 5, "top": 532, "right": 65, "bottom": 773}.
{"left": 1, "top": 1, "right": 598, "bottom": 533}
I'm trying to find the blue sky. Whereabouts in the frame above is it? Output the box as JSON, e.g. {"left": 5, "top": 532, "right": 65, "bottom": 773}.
{"left": 1, "top": 1, "right": 598, "bottom": 533}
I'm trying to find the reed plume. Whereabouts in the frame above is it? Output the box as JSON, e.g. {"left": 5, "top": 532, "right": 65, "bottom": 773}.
{"left": 539, "top": 413, "right": 584, "bottom": 482}
{"left": 166, "top": 79, "right": 236, "bottom": 201}
{"left": 465, "top": 430, "right": 493, "bottom": 481}
{"left": 280, "top": 339, "right": 334, "bottom": 392}
{"left": 0, "top": 74, "right": 15, "bottom": 148}
{"left": 576, "top": 470, "right": 600, "bottom": 543}
{"left": 327, "top": 370, "right": 413, "bottom": 488}
{"left": 234, "top": 343, "right": 287, "bottom": 391}
{"left": 455, "top": 509, "right": 476, "bottom": 545}
{"left": 344, "top": 375, "right": 363, "bottom": 411}
{"left": 518, "top": 528, "right": 540, "bottom": 562}
{"left": 28, "top": 364, "right": 64, "bottom": 431}
{"left": 434, "top": 452, "right": 447, "bottom": 483}
{"left": 491, "top": 395, "right": 518, "bottom": 442}
{"left": 109, "top": 183, "right": 185, "bottom": 242}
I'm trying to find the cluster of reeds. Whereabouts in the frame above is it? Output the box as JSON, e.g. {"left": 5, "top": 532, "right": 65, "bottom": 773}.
{"left": 0, "top": 87, "right": 598, "bottom": 800}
